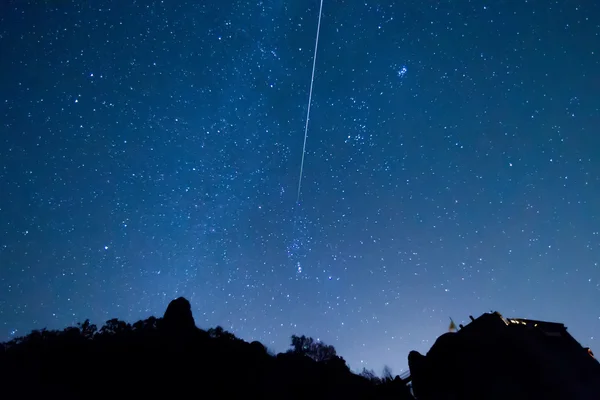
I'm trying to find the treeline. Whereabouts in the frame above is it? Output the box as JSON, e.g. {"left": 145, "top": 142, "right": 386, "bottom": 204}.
{"left": 0, "top": 297, "right": 413, "bottom": 399}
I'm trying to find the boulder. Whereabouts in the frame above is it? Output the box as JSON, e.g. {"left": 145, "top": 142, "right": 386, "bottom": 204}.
{"left": 162, "top": 297, "right": 196, "bottom": 333}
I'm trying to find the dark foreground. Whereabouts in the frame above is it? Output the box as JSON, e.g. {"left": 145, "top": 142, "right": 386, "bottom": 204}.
{"left": 0, "top": 297, "right": 413, "bottom": 399}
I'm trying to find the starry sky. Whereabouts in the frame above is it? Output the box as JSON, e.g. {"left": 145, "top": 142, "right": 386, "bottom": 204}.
{"left": 1, "top": 0, "right": 599, "bottom": 375}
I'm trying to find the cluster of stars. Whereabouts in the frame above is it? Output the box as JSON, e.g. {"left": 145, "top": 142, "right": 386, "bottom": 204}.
{"left": 1, "top": 0, "right": 599, "bottom": 376}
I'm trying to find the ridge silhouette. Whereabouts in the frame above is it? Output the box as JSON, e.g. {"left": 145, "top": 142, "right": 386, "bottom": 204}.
{"left": 4, "top": 300, "right": 598, "bottom": 399}
{"left": 0, "top": 297, "right": 413, "bottom": 400}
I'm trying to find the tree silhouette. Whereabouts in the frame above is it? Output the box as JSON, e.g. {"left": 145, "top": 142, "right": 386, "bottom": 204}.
{"left": 208, "top": 325, "right": 236, "bottom": 341}
{"left": 360, "top": 367, "right": 380, "bottom": 383}
{"left": 99, "top": 318, "right": 130, "bottom": 335}
{"left": 77, "top": 319, "right": 97, "bottom": 339}
{"left": 290, "top": 334, "right": 337, "bottom": 362}
{"left": 0, "top": 297, "right": 415, "bottom": 399}
{"left": 382, "top": 365, "right": 394, "bottom": 381}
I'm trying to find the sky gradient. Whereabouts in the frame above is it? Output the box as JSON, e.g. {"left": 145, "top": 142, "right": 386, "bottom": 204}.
{"left": 1, "top": 0, "right": 599, "bottom": 375}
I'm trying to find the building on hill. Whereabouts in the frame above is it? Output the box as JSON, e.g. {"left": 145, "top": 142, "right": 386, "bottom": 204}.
{"left": 407, "top": 311, "right": 600, "bottom": 400}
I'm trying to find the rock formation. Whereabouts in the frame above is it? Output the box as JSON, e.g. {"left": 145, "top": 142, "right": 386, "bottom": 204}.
{"left": 162, "top": 296, "right": 196, "bottom": 333}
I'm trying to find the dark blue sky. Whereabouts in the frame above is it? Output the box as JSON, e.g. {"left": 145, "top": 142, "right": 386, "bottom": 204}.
{"left": 1, "top": 0, "right": 599, "bottom": 374}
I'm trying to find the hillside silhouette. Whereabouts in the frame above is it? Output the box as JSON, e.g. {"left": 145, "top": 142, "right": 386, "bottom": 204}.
{"left": 0, "top": 297, "right": 413, "bottom": 399}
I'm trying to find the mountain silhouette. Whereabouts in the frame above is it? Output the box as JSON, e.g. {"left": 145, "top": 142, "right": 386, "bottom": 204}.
{"left": 0, "top": 297, "right": 414, "bottom": 400}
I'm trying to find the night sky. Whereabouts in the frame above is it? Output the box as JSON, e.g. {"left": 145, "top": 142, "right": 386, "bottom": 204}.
{"left": 1, "top": 0, "right": 599, "bottom": 375}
